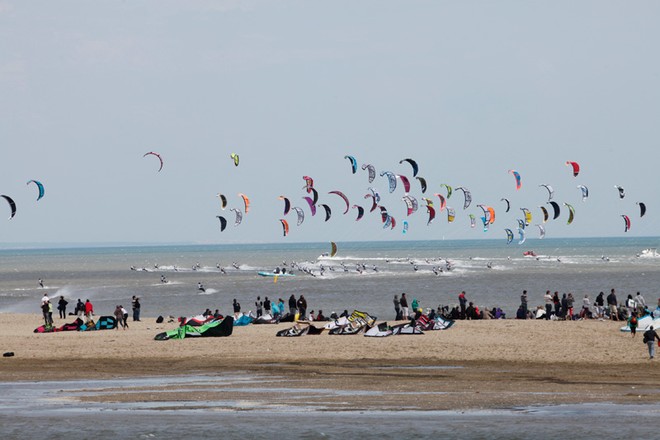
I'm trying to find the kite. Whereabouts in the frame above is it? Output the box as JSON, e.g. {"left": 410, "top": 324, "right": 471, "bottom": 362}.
{"left": 399, "top": 158, "right": 419, "bottom": 177}
{"left": 368, "top": 187, "right": 381, "bottom": 204}
{"left": 637, "top": 202, "right": 646, "bottom": 218}
{"left": 440, "top": 183, "right": 453, "bottom": 199}
{"left": 426, "top": 205, "right": 436, "bottom": 226}
{"left": 402, "top": 221, "right": 409, "bottom": 234}
{"left": 216, "top": 216, "right": 227, "bottom": 232}
{"left": 501, "top": 198, "right": 510, "bottom": 213}
{"left": 622, "top": 215, "right": 631, "bottom": 232}
{"left": 539, "top": 184, "right": 554, "bottom": 201}
{"left": 518, "top": 227, "right": 526, "bottom": 245}
{"left": 320, "top": 204, "right": 332, "bottom": 222}
{"left": 309, "top": 187, "right": 319, "bottom": 205}
{"left": 292, "top": 207, "right": 305, "bottom": 226}
{"left": 278, "top": 196, "right": 291, "bottom": 215}
{"left": 615, "top": 185, "right": 625, "bottom": 199}
{"left": 566, "top": 161, "right": 580, "bottom": 177}
{"left": 447, "top": 207, "right": 456, "bottom": 223}
{"left": 380, "top": 171, "right": 397, "bottom": 193}
{"left": 217, "top": 193, "right": 228, "bottom": 210}
{"left": 383, "top": 214, "right": 393, "bottom": 229}
{"left": 303, "top": 196, "right": 317, "bottom": 216}
{"left": 328, "top": 190, "right": 350, "bottom": 214}
{"left": 539, "top": 206, "right": 549, "bottom": 223}
{"left": 564, "top": 203, "right": 575, "bottom": 225}
{"left": 509, "top": 169, "right": 522, "bottom": 190}
{"left": 302, "top": 176, "right": 314, "bottom": 193}
{"left": 143, "top": 151, "right": 163, "bottom": 172}
{"left": 238, "top": 193, "right": 250, "bottom": 214}
{"left": 434, "top": 194, "right": 447, "bottom": 211}
{"left": 517, "top": 219, "right": 526, "bottom": 230}
{"left": 469, "top": 214, "right": 476, "bottom": 229}
{"left": 344, "top": 155, "right": 358, "bottom": 174}
{"left": 577, "top": 185, "right": 589, "bottom": 201}
{"left": 27, "top": 180, "right": 45, "bottom": 201}
{"left": 230, "top": 153, "right": 239, "bottom": 167}
{"left": 402, "top": 195, "right": 418, "bottom": 216}
{"left": 520, "top": 208, "right": 532, "bottom": 226}
{"left": 1, "top": 195, "right": 16, "bottom": 220}
{"left": 547, "top": 201, "right": 561, "bottom": 220}
{"left": 361, "top": 164, "right": 376, "bottom": 183}
{"left": 364, "top": 193, "right": 378, "bottom": 212}
{"left": 397, "top": 175, "right": 411, "bottom": 193}
{"left": 379, "top": 206, "right": 389, "bottom": 223}
{"left": 505, "top": 228, "right": 514, "bottom": 244}
{"left": 230, "top": 208, "right": 243, "bottom": 226}
{"left": 455, "top": 187, "right": 472, "bottom": 210}
{"left": 279, "top": 219, "right": 289, "bottom": 237}
{"left": 416, "top": 176, "right": 427, "bottom": 194}
{"left": 537, "top": 224, "right": 546, "bottom": 239}
{"left": 330, "top": 241, "right": 338, "bottom": 257}
{"left": 352, "top": 205, "right": 365, "bottom": 221}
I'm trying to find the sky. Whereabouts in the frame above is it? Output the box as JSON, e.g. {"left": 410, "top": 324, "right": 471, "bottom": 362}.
{"left": 1, "top": 0, "right": 659, "bottom": 246}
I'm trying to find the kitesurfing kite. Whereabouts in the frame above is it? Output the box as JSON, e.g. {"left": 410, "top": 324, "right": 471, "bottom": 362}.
{"left": 292, "top": 207, "right": 305, "bottom": 226}
{"left": 577, "top": 185, "right": 589, "bottom": 201}
{"left": 447, "top": 207, "right": 456, "bottom": 223}
{"left": 328, "top": 190, "right": 350, "bottom": 214}
{"left": 402, "top": 195, "right": 418, "bottom": 216}
{"left": 27, "top": 180, "right": 45, "bottom": 201}
{"left": 539, "top": 184, "right": 554, "bottom": 201}
{"left": 238, "top": 193, "right": 250, "bottom": 214}
{"left": 143, "top": 151, "right": 163, "bottom": 172}
{"left": 216, "top": 216, "right": 227, "bottom": 232}
{"left": 469, "top": 214, "right": 476, "bottom": 229}
{"left": 520, "top": 208, "right": 532, "bottom": 226}
{"left": 440, "top": 183, "right": 453, "bottom": 199}
{"left": 217, "top": 193, "right": 228, "bottom": 209}
{"left": 397, "top": 175, "right": 411, "bottom": 193}
{"left": 303, "top": 196, "right": 317, "bottom": 216}
{"left": 518, "top": 227, "right": 526, "bottom": 245}
{"left": 547, "top": 201, "right": 561, "bottom": 220}
{"left": 416, "top": 176, "right": 427, "bottom": 194}
{"left": 615, "top": 185, "right": 625, "bottom": 199}
{"left": 399, "top": 158, "right": 419, "bottom": 177}
{"left": 537, "top": 224, "right": 546, "bottom": 239}
{"left": 230, "top": 153, "right": 239, "bottom": 167}
{"left": 426, "top": 205, "right": 436, "bottom": 226}
{"left": 434, "top": 194, "right": 447, "bottom": 211}
{"left": 402, "top": 221, "right": 409, "bottom": 234}
{"left": 352, "top": 205, "right": 365, "bottom": 221}
{"left": 302, "top": 176, "right": 314, "bottom": 193}
{"left": 566, "top": 161, "right": 580, "bottom": 177}
{"left": 501, "top": 198, "right": 510, "bottom": 213}
{"left": 361, "top": 164, "right": 376, "bottom": 183}
{"left": 320, "top": 204, "right": 331, "bottom": 222}
{"left": 455, "top": 187, "right": 472, "bottom": 210}
{"left": 564, "top": 203, "right": 575, "bottom": 225}
{"left": 278, "top": 196, "right": 291, "bottom": 215}
{"left": 539, "top": 206, "right": 549, "bottom": 223}
{"left": 622, "top": 215, "right": 631, "bottom": 232}
{"left": 505, "top": 228, "right": 514, "bottom": 244}
{"left": 637, "top": 202, "right": 646, "bottom": 218}
{"left": 344, "top": 155, "right": 358, "bottom": 174}
{"left": 279, "top": 219, "right": 289, "bottom": 237}
{"left": 230, "top": 208, "right": 243, "bottom": 226}
{"left": 1, "top": 195, "right": 16, "bottom": 220}
{"left": 380, "top": 171, "right": 397, "bottom": 193}
{"left": 509, "top": 170, "right": 522, "bottom": 190}
{"left": 364, "top": 193, "right": 378, "bottom": 212}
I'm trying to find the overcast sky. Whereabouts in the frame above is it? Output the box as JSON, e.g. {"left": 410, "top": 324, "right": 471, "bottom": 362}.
{"left": 1, "top": 0, "right": 659, "bottom": 246}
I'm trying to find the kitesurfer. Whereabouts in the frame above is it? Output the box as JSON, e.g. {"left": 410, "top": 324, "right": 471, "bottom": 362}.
{"left": 38, "top": 278, "right": 44, "bottom": 288}
{"left": 197, "top": 282, "right": 205, "bottom": 293}
{"left": 161, "top": 275, "right": 167, "bottom": 283}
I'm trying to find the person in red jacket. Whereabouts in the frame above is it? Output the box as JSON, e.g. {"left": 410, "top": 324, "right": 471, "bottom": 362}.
{"left": 84, "top": 299, "right": 94, "bottom": 322}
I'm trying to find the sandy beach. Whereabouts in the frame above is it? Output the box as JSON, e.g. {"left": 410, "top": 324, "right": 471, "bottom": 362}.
{"left": 1, "top": 313, "right": 658, "bottom": 411}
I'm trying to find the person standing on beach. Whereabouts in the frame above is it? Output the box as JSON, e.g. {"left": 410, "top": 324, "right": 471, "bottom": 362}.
{"left": 288, "top": 294, "right": 297, "bottom": 315}
{"left": 544, "top": 291, "right": 553, "bottom": 320}
{"left": 607, "top": 289, "right": 619, "bottom": 321}
{"left": 393, "top": 295, "right": 401, "bottom": 320}
{"left": 132, "top": 296, "right": 141, "bottom": 322}
{"left": 581, "top": 294, "right": 591, "bottom": 319}
{"left": 76, "top": 299, "right": 84, "bottom": 318}
{"left": 114, "top": 305, "right": 124, "bottom": 330}
{"left": 567, "top": 293, "right": 575, "bottom": 320}
{"left": 84, "top": 299, "right": 94, "bottom": 322}
{"left": 297, "top": 295, "right": 307, "bottom": 320}
{"left": 561, "top": 293, "right": 568, "bottom": 319}
{"left": 264, "top": 296, "right": 271, "bottom": 315}
{"left": 400, "top": 293, "right": 409, "bottom": 320}
{"left": 628, "top": 312, "right": 638, "bottom": 338}
{"left": 635, "top": 292, "right": 646, "bottom": 315}
{"left": 41, "top": 300, "right": 51, "bottom": 326}
{"left": 232, "top": 299, "right": 241, "bottom": 318}
{"left": 458, "top": 291, "right": 467, "bottom": 320}
{"left": 57, "top": 296, "right": 68, "bottom": 319}
{"left": 643, "top": 326, "right": 659, "bottom": 359}
{"left": 520, "top": 290, "right": 528, "bottom": 319}
{"left": 595, "top": 292, "right": 605, "bottom": 318}
{"left": 553, "top": 292, "right": 561, "bottom": 318}
{"left": 255, "top": 296, "right": 263, "bottom": 318}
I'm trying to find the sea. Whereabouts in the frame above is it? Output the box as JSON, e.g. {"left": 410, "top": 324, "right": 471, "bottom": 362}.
{"left": 2, "top": 236, "right": 660, "bottom": 438}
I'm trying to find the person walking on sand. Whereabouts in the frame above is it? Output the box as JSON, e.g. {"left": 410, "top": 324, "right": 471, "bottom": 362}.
{"left": 643, "top": 326, "right": 660, "bottom": 359}
{"left": 628, "top": 312, "right": 638, "bottom": 338}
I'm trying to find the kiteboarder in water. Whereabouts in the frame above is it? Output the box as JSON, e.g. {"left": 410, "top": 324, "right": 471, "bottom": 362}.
{"left": 197, "top": 282, "right": 205, "bottom": 293}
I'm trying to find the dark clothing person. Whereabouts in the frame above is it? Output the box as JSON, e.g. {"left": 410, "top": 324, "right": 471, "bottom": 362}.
{"left": 264, "top": 297, "right": 271, "bottom": 314}
{"left": 232, "top": 299, "right": 241, "bottom": 314}
{"left": 288, "top": 295, "right": 297, "bottom": 314}
{"left": 458, "top": 292, "right": 467, "bottom": 320}
{"left": 297, "top": 295, "right": 307, "bottom": 320}
{"left": 132, "top": 296, "right": 141, "bottom": 321}
{"left": 57, "top": 297, "right": 68, "bottom": 319}
{"left": 393, "top": 295, "right": 401, "bottom": 320}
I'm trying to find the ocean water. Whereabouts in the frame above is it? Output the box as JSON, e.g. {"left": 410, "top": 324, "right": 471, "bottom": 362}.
{"left": 1, "top": 236, "right": 660, "bottom": 320}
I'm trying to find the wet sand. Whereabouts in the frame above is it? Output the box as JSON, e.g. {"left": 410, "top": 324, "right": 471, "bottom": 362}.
{"left": 1, "top": 313, "right": 658, "bottom": 410}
